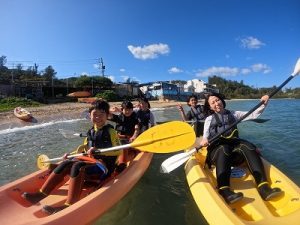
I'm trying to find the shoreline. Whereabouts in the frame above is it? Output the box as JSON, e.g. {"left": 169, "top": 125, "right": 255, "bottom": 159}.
{"left": 0, "top": 100, "right": 183, "bottom": 130}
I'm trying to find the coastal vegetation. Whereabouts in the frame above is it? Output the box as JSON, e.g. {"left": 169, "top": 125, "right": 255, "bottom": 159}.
{"left": 1, "top": 55, "right": 300, "bottom": 103}
{"left": 208, "top": 76, "right": 300, "bottom": 99}
{"left": 0, "top": 97, "right": 42, "bottom": 112}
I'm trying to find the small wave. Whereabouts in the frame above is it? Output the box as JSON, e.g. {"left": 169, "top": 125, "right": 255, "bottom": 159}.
{"left": 0, "top": 118, "right": 85, "bottom": 135}
{"left": 151, "top": 107, "right": 167, "bottom": 111}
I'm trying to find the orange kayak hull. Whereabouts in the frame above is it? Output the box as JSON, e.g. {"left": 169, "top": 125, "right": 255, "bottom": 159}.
{"left": 67, "top": 91, "right": 91, "bottom": 97}
{"left": 0, "top": 152, "right": 152, "bottom": 225}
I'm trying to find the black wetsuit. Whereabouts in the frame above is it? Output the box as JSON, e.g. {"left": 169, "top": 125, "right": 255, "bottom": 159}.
{"left": 186, "top": 105, "right": 206, "bottom": 137}
{"left": 205, "top": 110, "right": 268, "bottom": 188}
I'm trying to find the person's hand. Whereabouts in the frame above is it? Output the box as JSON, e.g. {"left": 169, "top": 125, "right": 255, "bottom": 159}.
{"left": 87, "top": 147, "right": 96, "bottom": 157}
{"left": 177, "top": 104, "right": 184, "bottom": 112}
{"left": 260, "top": 95, "right": 270, "bottom": 105}
{"left": 111, "top": 106, "right": 121, "bottom": 113}
{"left": 200, "top": 138, "right": 209, "bottom": 147}
{"left": 62, "top": 153, "right": 69, "bottom": 160}
{"left": 129, "top": 135, "right": 137, "bottom": 142}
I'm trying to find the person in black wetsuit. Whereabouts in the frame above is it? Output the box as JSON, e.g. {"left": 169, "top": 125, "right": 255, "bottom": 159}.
{"left": 200, "top": 92, "right": 282, "bottom": 204}
{"left": 135, "top": 97, "right": 156, "bottom": 133}
{"left": 109, "top": 100, "right": 139, "bottom": 143}
{"left": 178, "top": 94, "right": 206, "bottom": 137}
{"left": 109, "top": 100, "right": 140, "bottom": 161}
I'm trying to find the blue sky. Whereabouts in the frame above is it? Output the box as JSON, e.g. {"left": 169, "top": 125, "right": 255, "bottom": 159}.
{"left": 1, "top": 0, "right": 299, "bottom": 88}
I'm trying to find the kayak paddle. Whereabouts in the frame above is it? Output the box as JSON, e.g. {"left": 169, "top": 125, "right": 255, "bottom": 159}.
{"left": 161, "top": 57, "right": 300, "bottom": 173}
{"left": 37, "top": 121, "right": 196, "bottom": 169}
{"left": 157, "top": 118, "right": 270, "bottom": 124}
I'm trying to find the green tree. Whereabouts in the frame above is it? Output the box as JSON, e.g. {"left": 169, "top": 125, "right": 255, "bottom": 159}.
{"left": 74, "top": 75, "right": 91, "bottom": 88}
{"left": 95, "top": 90, "right": 119, "bottom": 101}
{"left": 42, "top": 66, "right": 57, "bottom": 81}
{"left": 0, "top": 55, "right": 7, "bottom": 67}
{"left": 74, "top": 75, "right": 113, "bottom": 90}
{"left": 93, "top": 76, "right": 113, "bottom": 89}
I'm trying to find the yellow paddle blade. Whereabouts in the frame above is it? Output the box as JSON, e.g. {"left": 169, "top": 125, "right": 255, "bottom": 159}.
{"left": 131, "top": 121, "right": 196, "bottom": 153}
{"left": 37, "top": 154, "right": 51, "bottom": 170}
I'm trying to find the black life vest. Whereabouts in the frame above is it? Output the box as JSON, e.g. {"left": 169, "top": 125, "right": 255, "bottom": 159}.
{"left": 190, "top": 105, "right": 206, "bottom": 121}
{"left": 115, "top": 112, "right": 138, "bottom": 136}
{"left": 136, "top": 109, "right": 151, "bottom": 132}
{"left": 208, "top": 110, "right": 239, "bottom": 139}
{"left": 86, "top": 124, "right": 113, "bottom": 149}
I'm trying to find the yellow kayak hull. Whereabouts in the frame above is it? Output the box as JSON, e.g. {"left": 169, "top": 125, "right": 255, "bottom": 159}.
{"left": 185, "top": 148, "right": 300, "bottom": 225}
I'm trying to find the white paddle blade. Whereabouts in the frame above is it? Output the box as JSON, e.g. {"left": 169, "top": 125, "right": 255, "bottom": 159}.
{"left": 160, "top": 148, "right": 196, "bottom": 173}
{"left": 292, "top": 58, "right": 300, "bottom": 76}
{"left": 59, "top": 129, "right": 80, "bottom": 139}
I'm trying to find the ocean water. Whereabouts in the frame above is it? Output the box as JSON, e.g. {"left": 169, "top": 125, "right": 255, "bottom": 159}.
{"left": 0, "top": 99, "right": 299, "bottom": 225}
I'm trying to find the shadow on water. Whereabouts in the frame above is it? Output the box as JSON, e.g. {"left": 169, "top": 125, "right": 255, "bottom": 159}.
{"left": 94, "top": 153, "right": 208, "bottom": 225}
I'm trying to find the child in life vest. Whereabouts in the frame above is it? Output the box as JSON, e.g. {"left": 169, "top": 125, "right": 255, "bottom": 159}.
{"left": 109, "top": 100, "right": 139, "bottom": 143}
{"left": 22, "top": 100, "right": 124, "bottom": 214}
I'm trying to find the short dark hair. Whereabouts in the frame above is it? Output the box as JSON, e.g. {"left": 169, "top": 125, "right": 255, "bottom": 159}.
{"left": 89, "top": 100, "right": 110, "bottom": 114}
{"left": 121, "top": 100, "right": 133, "bottom": 109}
{"left": 187, "top": 94, "right": 198, "bottom": 106}
{"left": 139, "top": 97, "right": 151, "bottom": 109}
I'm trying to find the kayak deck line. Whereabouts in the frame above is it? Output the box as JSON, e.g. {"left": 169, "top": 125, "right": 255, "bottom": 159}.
{"left": 185, "top": 148, "right": 300, "bottom": 225}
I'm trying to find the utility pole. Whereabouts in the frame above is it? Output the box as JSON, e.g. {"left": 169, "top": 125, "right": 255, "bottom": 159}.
{"left": 66, "top": 78, "right": 69, "bottom": 94}
{"left": 11, "top": 63, "right": 14, "bottom": 83}
{"left": 98, "top": 58, "right": 105, "bottom": 76}
{"left": 91, "top": 76, "right": 94, "bottom": 95}
{"left": 11, "top": 63, "right": 14, "bottom": 96}
{"left": 52, "top": 76, "right": 54, "bottom": 98}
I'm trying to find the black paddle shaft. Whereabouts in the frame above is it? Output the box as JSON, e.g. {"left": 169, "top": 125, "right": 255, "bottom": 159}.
{"left": 207, "top": 75, "right": 295, "bottom": 145}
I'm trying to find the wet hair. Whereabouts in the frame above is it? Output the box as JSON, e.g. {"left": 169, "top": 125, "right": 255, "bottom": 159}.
{"left": 121, "top": 100, "right": 134, "bottom": 109}
{"left": 187, "top": 94, "right": 198, "bottom": 106}
{"left": 139, "top": 97, "right": 151, "bottom": 109}
{"left": 89, "top": 100, "right": 110, "bottom": 114}
{"left": 203, "top": 92, "right": 226, "bottom": 115}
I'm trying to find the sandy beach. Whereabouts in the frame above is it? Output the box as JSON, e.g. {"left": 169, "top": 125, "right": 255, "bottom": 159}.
{"left": 0, "top": 100, "right": 183, "bottom": 129}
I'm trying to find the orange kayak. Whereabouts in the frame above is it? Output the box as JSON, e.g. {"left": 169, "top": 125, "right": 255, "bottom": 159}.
{"left": 0, "top": 151, "right": 152, "bottom": 225}
{"left": 67, "top": 91, "right": 91, "bottom": 97}
{"left": 78, "top": 97, "right": 98, "bottom": 104}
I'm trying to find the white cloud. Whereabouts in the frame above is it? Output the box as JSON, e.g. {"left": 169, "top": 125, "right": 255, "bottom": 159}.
{"left": 121, "top": 75, "right": 130, "bottom": 81}
{"left": 196, "top": 66, "right": 239, "bottom": 77}
{"left": 239, "top": 36, "right": 265, "bottom": 49}
{"left": 120, "top": 68, "right": 126, "bottom": 72}
{"left": 241, "top": 68, "right": 251, "bottom": 74}
{"left": 196, "top": 63, "right": 271, "bottom": 78}
{"left": 168, "top": 67, "right": 183, "bottom": 74}
{"left": 120, "top": 75, "right": 141, "bottom": 83}
{"left": 107, "top": 76, "right": 115, "bottom": 82}
{"left": 127, "top": 43, "right": 170, "bottom": 60}
{"left": 251, "top": 63, "right": 272, "bottom": 73}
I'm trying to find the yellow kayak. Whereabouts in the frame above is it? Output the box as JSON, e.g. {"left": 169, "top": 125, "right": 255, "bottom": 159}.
{"left": 185, "top": 148, "right": 300, "bottom": 225}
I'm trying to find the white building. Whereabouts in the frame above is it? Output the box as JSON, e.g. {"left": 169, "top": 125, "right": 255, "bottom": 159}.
{"left": 184, "top": 79, "right": 219, "bottom": 93}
